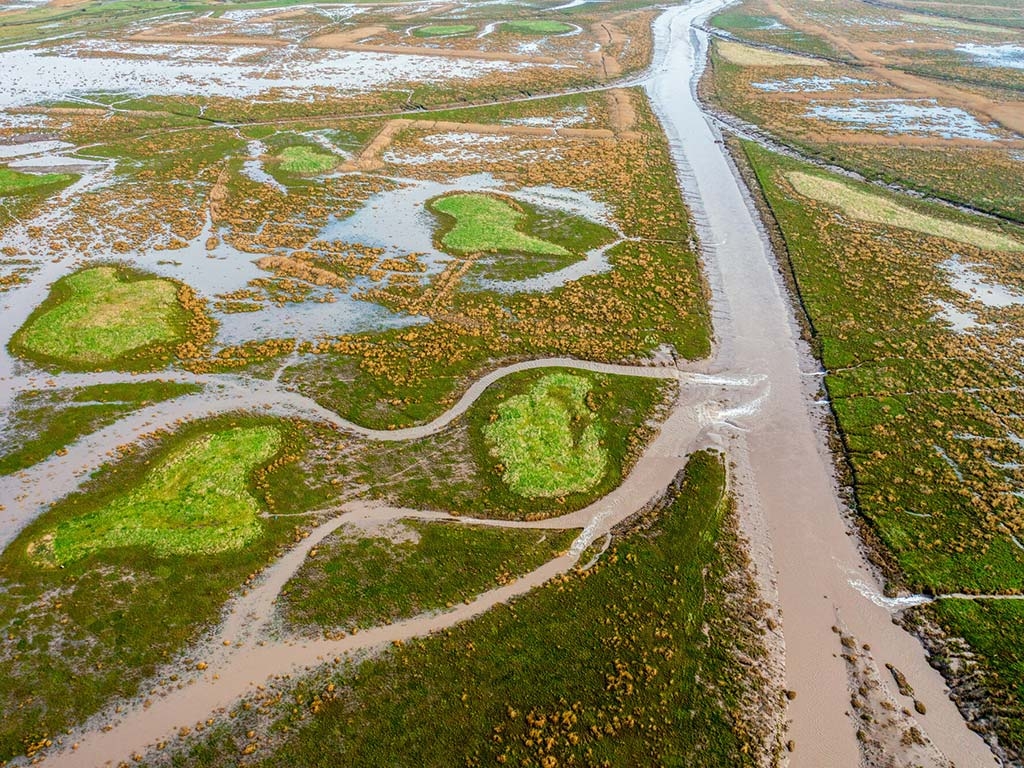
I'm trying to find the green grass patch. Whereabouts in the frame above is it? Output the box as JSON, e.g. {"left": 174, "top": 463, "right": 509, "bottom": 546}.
{"left": 167, "top": 451, "right": 776, "bottom": 768}
{"left": 0, "top": 167, "right": 73, "bottom": 196}
{"left": 30, "top": 426, "right": 281, "bottom": 566}
{"left": 0, "top": 415, "right": 324, "bottom": 762}
{"left": 0, "top": 381, "right": 200, "bottom": 476}
{"left": 501, "top": 19, "right": 574, "bottom": 34}
{"left": 11, "top": 266, "right": 189, "bottom": 370}
{"left": 277, "top": 146, "right": 338, "bottom": 175}
{"left": 483, "top": 371, "right": 606, "bottom": 498}
{"left": 469, "top": 199, "right": 618, "bottom": 282}
{"left": 328, "top": 367, "right": 671, "bottom": 520}
{"left": 430, "top": 193, "right": 571, "bottom": 258}
{"left": 411, "top": 23, "right": 476, "bottom": 37}
{"left": 786, "top": 171, "right": 1023, "bottom": 252}
{"left": 282, "top": 522, "right": 577, "bottom": 633}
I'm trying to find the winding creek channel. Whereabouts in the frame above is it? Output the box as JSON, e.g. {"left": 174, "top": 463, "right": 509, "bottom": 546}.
{"left": 0, "top": 0, "right": 1002, "bottom": 765}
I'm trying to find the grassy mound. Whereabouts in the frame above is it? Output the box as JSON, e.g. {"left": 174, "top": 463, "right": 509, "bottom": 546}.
{"left": 502, "top": 20, "right": 574, "bottom": 35}
{"left": 328, "top": 367, "right": 670, "bottom": 520}
{"left": 430, "top": 193, "right": 571, "bottom": 258}
{"left": 483, "top": 372, "right": 607, "bottom": 498}
{"left": 0, "top": 167, "right": 73, "bottom": 196}
{"left": 30, "top": 425, "right": 281, "bottom": 566}
{"left": 787, "top": 171, "right": 1023, "bottom": 252}
{"left": 411, "top": 23, "right": 476, "bottom": 37}
{"left": 12, "top": 266, "right": 187, "bottom": 369}
{"left": 277, "top": 146, "right": 338, "bottom": 175}
{"left": 282, "top": 522, "right": 577, "bottom": 633}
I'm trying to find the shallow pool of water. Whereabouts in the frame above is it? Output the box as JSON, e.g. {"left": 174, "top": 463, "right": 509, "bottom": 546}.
{"left": 753, "top": 76, "right": 871, "bottom": 93}
{"left": 957, "top": 43, "right": 1024, "bottom": 70}
{"left": 0, "top": 41, "right": 537, "bottom": 109}
{"left": 806, "top": 98, "right": 1005, "bottom": 140}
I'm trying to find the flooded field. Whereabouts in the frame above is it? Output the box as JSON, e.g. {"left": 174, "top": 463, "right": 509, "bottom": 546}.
{"left": 1, "top": 0, "right": 1021, "bottom": 765}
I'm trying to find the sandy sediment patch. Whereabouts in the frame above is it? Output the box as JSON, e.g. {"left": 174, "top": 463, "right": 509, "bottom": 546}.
{"left": 716, "top": 39, "right": 820, "bottom": 67}
{"left": 394, "top": 3, "right": 456, "bottom": 20}
{"left": 250, "top": 8, "right": 310, "bottom": 23}
{"left": 305, "top": 25, "right": 388, "bottom": 47}
{"left": 586, "top": 21, "right": 625, "bottom": 77}
{"left": 605, "top": 88, "right": 639, "bottom": 138}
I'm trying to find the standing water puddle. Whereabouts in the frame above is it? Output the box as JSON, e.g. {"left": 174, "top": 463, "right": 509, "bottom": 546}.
{"left": 806, "top": 98, "right": 1008, "bottom": 140}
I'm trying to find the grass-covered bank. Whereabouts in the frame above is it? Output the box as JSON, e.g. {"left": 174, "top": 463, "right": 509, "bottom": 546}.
{"left": 0, "top": 381, "right": 200, "bottom": 476}
{"left": 905, "top": 599, "right": 1024, "bottom": 763}
{"left": 153, "top": 451, "right": 783, "bottom": 767}
{"left": 9, "top": 265, "right": 212, "bottom": 372}
{"left": 281, "top": 522, "right": 578, "bottom": 635}
{"left": 0, "top": 414, "right": 330, "bottom": 762}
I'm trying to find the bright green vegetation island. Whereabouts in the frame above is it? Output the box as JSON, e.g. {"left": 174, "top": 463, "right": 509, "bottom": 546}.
{"left": 503, "top": 20, "right": 575, "bottom": 35}
{"left": 431, "top": 193, "right": 572, "bottom": 258}
{"left": 412, "top": 23, "right": 476, "bottom": 37}
{"left": 31, "top": 425, "right": 281, "bottom": 566}
{"left": 157, "top": 452, "right": 782, "bottom": 768}
{"left": 0, "top": 167, "right": 73, "bottom": 196}
{"left": 484, "top": 372, "right": 607, "bottom": 498}
{"left": 0, "top": 417, "right": 322, "bottom": 761}
{"left": 277, "top": 146, "right": 338, "bottom": 175}
{"left": 10, "top": 266, "right": 191, "bottom": 370}
{"left": 331, "top": 367, "right": 671, "bottom": 520}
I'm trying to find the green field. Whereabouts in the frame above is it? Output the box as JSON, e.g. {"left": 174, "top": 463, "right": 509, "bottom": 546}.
{"left": 483, "top": 372, "right": 607, "bottom": 498}
{"left": 0, "top": 167, "right": 73, "bottom": 196}
{"left": 277, "top": 146, "right": 338, "bottom": 174}
{"left": 786, "top": 171, "right": 1023, "bottom": 252}
{"left": 412, "top": 23, "right": 476, "bottom": 37}
{"left": 282, "top": 522, "right": 577, "bottom": 633}
{"left": 330, "top": 367, "right": 671, "bottom": 520}
{"left": 158, "top": 451, "right": 781, "bottom": 768}
{"left": 0, "top": 416, "right": 319, "bottom": 762}
{"left": 430, "top": 193, "right": 572, "bottom": 257}
{"left": 502, "top": 20, "right": 575, "bottom": 34}
{"left": 31, "top": 425, "right": 281, "bottom": 566}
{"left": 11, "top": 266, "right": 189, "bottom": 369}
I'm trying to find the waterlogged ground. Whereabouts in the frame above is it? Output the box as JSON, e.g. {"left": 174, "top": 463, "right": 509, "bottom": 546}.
{"left": 4, "top": 0, "right": 1018, "bottom": 765}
